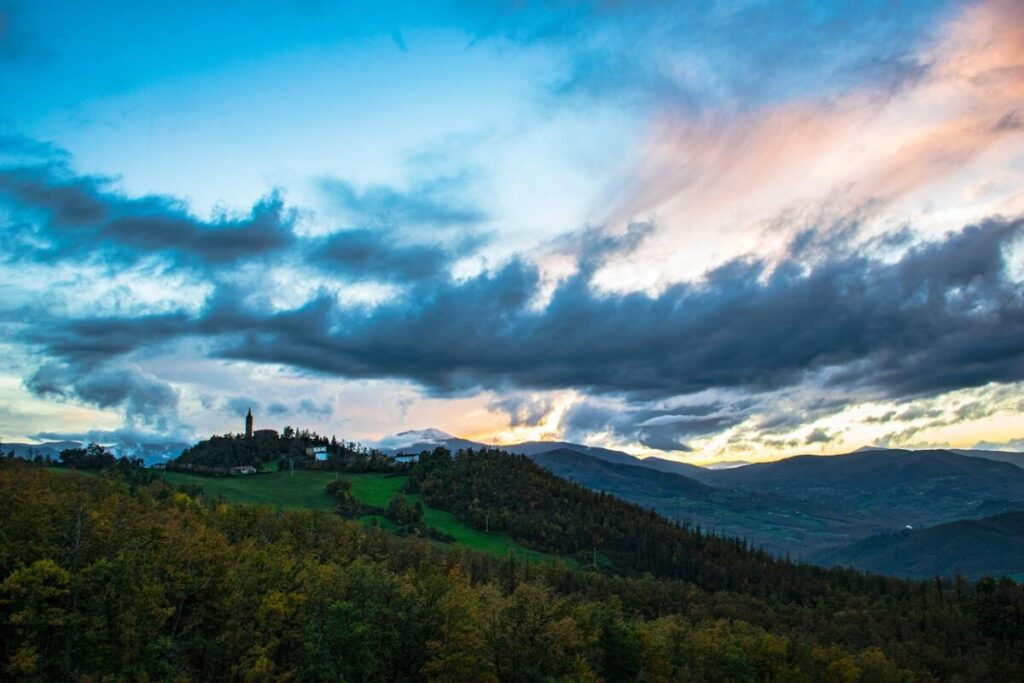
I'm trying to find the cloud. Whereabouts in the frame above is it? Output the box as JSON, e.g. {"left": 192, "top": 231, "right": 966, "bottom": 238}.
{"left": 30, "top": 427, "right": 192, "bottom": 463}
{"left": 488, "top": 394, "right": 553, "bottom": 428}
{"left": 972, "top": 437, "right": 1024, "bottom": 452}
{"left": 22, "top": 217, "right": 1024, "bottom": 411}
{"left": 223, "top": 397, "right": 332, "bottom": 420}
{"left": 320, "top": 174, "right": 486, "bottom": 229}
{"left": 590, "top": 0, "right": 1024, "bottom": 288}
{"left": 0, "top": 161, "right": 296, "bottom": 265}
{"left": 225, "top": 396, "right": 257, "bottom": 416}
{"left": 298, "top": 398, "right": 333, "bottom": 416}
{"left": 559, "top": 397, "right": 752, "bottom": 452}
{"left": 0, "top": 133, "right": 67, "bottom": 160}
{"left": 462, "top": 0, "right": 950, "bottom": 111}
{"left": 267, "top": 402, "right": 290, "bottom": 416}
{"left": 315, "top": 228, "right": 457, "bottom": 283}
{"left": 26, "top": 363, "right": 180, "bottom": 430}
{"left": 805, "top": 428, "right": 832, "bottom": 445}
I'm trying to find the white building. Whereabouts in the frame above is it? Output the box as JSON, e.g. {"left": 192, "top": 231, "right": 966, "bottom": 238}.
{"left": 306, "top": 445, "right": 328, "bottom": 461}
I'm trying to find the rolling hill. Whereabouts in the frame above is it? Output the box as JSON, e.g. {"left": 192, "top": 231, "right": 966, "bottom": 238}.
{"left": 529, "top": 448, "right": 883, "bottom": 557}
{"left": 691, "top": 448, "right": 1024, "bottom": 528}
{"left": 814, "top": 510, "right": 1024, "bottom": 579}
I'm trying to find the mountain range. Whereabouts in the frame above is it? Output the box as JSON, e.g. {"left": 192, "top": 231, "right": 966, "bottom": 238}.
{"left": 373, "top": 429, "right": 1024, "bottom": 576}
{"left": 2, "top": 439, "right": 190, "bottom": 465}
{"left": 13, "top": 425, "right": 1024, "bottom": 577}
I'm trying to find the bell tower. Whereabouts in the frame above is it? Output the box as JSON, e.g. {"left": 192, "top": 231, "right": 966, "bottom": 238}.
{"left": 245, "top": 407, "right": 253, "bottom": 438}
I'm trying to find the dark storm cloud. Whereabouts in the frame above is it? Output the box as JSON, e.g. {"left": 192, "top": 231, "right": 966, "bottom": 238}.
{"left": 315, "top": 228, "right": 455, "bottom": 282}
{"left": 26, "top": 363, "right": 179, "bottom": 429}
{"left": 223, "top": 217, "right": 1024, "bottom": 399}
{"left": 0, "top": 162, "right": 296, "bottom": 265}
{"left": 569, "top": 220, "right": 654, "bottom": 275}
{"left": 23, "top": 217, "right": 1024, "bottom": 406}
{"left": 560, "top": 400, "right": 748, "bottom": 452}
{"left": 637, "top": 432, "right": 693, "bottom": 453}
{"left": 27, "top": 312, "right": 192, "bottom": 369}
{"left": 805, "top": 428, "right": 832, "bottom": 445}
{"left": 487, "top": 395, "right": 553, "bottom": 427}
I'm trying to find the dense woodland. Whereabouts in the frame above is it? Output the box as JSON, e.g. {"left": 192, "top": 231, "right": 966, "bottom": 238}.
{"left": 2, "top": 450, "right": 1023, "bottom": 680}
{"left": 171, "top": 428, "right": 399, "bottom": 474}
{"left": 407, "top": 448, "right": 1024, "bottom": 679}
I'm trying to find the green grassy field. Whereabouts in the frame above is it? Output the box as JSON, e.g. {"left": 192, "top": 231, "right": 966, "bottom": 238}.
{"left": 160, "top": 470, "right": 556, "bottom": 563}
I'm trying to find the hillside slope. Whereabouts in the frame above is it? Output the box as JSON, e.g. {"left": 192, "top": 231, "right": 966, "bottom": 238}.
{"left": 530, "top": 448, "right": 882, "bottom": 557}
{"left": 815, "top": 511, "right": 1024, "bottom": 579}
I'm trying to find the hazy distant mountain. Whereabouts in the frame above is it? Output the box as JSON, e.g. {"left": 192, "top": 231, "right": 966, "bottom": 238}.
{"left": 702, "top": 460, "right": 752, "bottom": 470}
{"left": 373, "top": 429, "right": 705, "bottom": 476}
{"left": 1, "top": 441, "right": 81, "bottom": 460}
{"left": 503, "top": 440, "right": 694, "bottom": 470}
{"left": 2, "top": 439, "right": 188, "bottom": 465}
{"left": 501, "top": 440, "right": 633, "bottom": 463}
{"left": 857, "top": 445, "right": 1024, "bottom": 469}
{"left": 814, "top": 511, "right": 1024, "bottom": 579}
{"left": 373, "top": 428, "right": 484, "bottom": 455}
{"left": 532, "top": 448, "right": 712, "bottom": 498}
{"left": 628, "top": 455, "right": 706, "bottom": 476}
{"left": 529, "top": 448, "right": 882, "bottom": 558}
{"left": 691, "top": 449, "right": 1024, "bottom": 528}
{"left": 949, "top": 448, "right": 1024, "bottom": 469}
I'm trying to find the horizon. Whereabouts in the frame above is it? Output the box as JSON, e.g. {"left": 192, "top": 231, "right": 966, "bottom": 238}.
{"left": 1, "top": 0, "right": 1023, "bottom": 465}
{"left": 7, "top": 413, "right": 1024, "bottom": 468}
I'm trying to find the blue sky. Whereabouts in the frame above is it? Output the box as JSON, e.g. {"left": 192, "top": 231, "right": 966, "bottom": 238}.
{"left": 1, "top": 0, "right": 1023, "bottom": 461}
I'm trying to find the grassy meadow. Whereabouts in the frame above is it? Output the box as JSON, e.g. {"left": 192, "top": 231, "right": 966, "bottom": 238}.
{"left": 160, "top": 469, "right": 555, "bottom": 563}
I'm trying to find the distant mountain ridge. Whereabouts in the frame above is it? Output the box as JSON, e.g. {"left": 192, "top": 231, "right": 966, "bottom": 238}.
{"left": 950, "top": 448, "right": 1024, "bottom": 469}
{"left": 372, "top": 428, "right": 704, "bottom": 475}
{"left": 3, "top": 439, "right": 189, "bottom": 465}
{"left": 529, "top": 448, "right": 883, "bottom": 557}
{"left": 690, "top": 448, "right": 1024, "bottom": 528}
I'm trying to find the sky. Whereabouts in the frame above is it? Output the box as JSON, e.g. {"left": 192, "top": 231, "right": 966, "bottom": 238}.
{"left": 1, "top": 0, "right": 1023, "bottom": 463}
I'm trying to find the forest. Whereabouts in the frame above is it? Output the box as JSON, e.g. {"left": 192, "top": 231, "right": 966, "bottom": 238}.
{"left": 1, "top": 452, "right": 1023, "bottom": 681}
{"left": 171, "top": 428, "right": 399, "bottom": 474}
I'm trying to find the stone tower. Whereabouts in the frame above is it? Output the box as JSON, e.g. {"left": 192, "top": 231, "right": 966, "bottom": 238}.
{"left": 245, "top": 407, "right": 253, "bottom": 438}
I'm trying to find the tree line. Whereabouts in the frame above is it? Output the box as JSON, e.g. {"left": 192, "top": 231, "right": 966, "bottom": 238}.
{"left": 1, "top": 450, "right": 1022, "bottom": 680}
{"left": 171, "top": 428, "right": 401, "bottom": 475}
{"left": 0, "top": 459, "right": 944, "bottom": 682}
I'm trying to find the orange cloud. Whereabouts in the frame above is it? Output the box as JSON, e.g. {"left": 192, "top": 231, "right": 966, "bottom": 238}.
{"left": 600, "top": 0, "right": 1024, "bottom": 290}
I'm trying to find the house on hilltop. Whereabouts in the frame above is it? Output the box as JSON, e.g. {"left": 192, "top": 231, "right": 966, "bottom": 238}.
{"left": 306, "top": 445, "right": 328, "bottom": 461}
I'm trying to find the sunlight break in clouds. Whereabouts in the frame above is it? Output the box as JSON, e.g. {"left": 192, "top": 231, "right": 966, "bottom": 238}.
{"left": 0, "top": 0, "right": 1021, "bottom": 463}
{"left": 596, "top": 0, "right": 1024, "bottom": 293}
